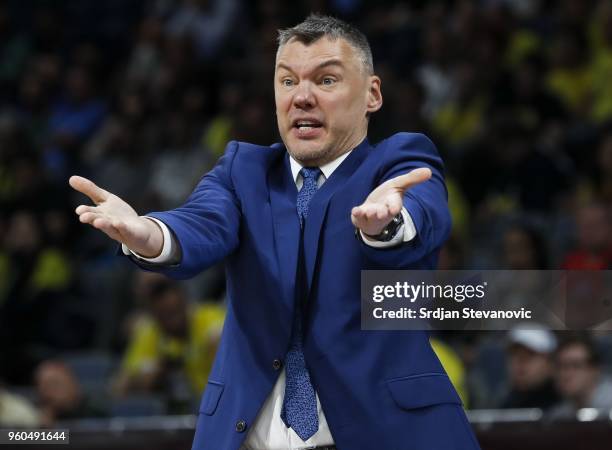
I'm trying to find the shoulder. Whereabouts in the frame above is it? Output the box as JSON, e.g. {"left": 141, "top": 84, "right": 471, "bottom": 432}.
{"left": 229, "top": 140, "right": 285, "bottom": 161}
{"left": 224, "top": 140, "right": 286, "bottom": 174}
{"left": 369, "top": 132, "right": 445, "bottom": 176}
{"left": 375, "top": 132, "right": 440, "bottom": 156}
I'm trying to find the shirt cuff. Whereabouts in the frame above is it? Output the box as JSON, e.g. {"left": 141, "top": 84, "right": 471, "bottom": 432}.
{"left": 121, "top": 217, "right": 176, "bottom": 263}
{"left": 360, "top": 207, "right": 416, "bottom": 248}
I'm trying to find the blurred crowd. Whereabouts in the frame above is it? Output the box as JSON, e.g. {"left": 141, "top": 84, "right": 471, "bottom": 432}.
{"left": 2, "top": 0, "right": 612, "bottom": 428}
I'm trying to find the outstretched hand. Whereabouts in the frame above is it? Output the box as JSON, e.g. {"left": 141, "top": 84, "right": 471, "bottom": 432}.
{"left": 351, "top": 167, "right": 431, "bottom": 236}
{"left": 69, "top": 176, "right": 163, "bottom": 258}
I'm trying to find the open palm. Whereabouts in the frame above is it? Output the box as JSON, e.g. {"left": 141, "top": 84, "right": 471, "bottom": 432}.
{"left": 351, "top": 167, "right": 431, "bottom": 236}
{"left": 69, "top": 176, "right": 162, "bottom": 257}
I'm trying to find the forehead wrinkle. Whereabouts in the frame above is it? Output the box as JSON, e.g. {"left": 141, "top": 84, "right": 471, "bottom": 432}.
{"left": 276, "top": 35, "right": 371, "bottom": 78}
{"left": 276, "top": 58, "right": 345, "bottom": 78}
{"left": 276, "top": 38, "right": 358, "bottom": 75}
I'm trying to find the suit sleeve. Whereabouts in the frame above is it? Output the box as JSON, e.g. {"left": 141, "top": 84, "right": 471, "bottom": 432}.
{"left": 358, "top": 133, "right": 452, "bottom": 268}
{"left": 129, "top": 141, "right": 242, "bottom": 279}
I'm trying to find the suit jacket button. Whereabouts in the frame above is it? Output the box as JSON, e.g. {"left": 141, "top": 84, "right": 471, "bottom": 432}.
{"left": 272, "top": 359, "right": 282, "bottom": 370}
{"left": 235, "top": 420, "right": 247, "bottom": 433}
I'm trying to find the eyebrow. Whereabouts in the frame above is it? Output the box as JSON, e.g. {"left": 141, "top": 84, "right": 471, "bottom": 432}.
{"left": 276, "top": 58, "right": 345, "bottom": 74}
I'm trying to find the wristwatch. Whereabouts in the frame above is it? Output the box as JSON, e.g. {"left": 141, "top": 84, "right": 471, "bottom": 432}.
{"left": 356, "top": 213, "right": 404, "bottom": 242}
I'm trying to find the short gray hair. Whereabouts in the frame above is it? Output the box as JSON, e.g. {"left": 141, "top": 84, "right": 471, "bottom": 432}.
{"left": 277, "top": 14, "right": 374, "bottom": 74}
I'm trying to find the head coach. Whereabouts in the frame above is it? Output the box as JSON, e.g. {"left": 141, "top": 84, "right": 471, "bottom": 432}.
{"left": 70, "top": 14, "right": 481, "bottom": 450}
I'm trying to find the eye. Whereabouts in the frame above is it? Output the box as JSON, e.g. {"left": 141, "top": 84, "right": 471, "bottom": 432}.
{"left": 321, "top": 77, "right": 336, "bottom": 86}
{"left": 282, "top": 78, "right": 294, "bottom": 87}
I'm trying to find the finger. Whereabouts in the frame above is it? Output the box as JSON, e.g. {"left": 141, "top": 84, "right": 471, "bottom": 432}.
{"left": 351, "top": 206, "right": 366, "bottom": 227}
{"left": 351, "top": 206, "right": 366, "bottom": 218}
{"left": 69, "top": 175, "right": 109, "bottom": 205}
{"left": 384, "top": 196, "right": 403, "bottom": 216}
{"left": 78, "top": 209, "right": 124, "bottom": 243}
{"left": 364, "top": 204, "right": 382, "bottom": 220}
{"left": 92, "top": 217, "right": 123, "bottom": 242}
{"left": 368, "top": 203, "right": 391, "bottom": 221}
{"left": 79, "top": 211, "right": 104, "bottom": 224}
{"left": 376, "top": 204, "right": 391, "bottom": 221}
{"left": 75, "top": 205, "right": 97, "bottom": 215}
{"left": 358, "top": 204, "right": 373, "bottom": 220}
{"left": 92, "top": 216, "right": 113, "bottom": 231}
{"left": 387, "top": 167, "right": 432, "bottom": 192}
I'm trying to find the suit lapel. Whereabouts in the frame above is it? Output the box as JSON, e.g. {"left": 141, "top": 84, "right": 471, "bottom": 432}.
{"left": 303, "top": 139, "right": 371, "bottom": 293}
{"left": 268, "top": 152, "right": 301, "bottom": 312}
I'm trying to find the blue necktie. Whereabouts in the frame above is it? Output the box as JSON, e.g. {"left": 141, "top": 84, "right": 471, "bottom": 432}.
{"left": 281, "top": 167, "right": 321, "bottom": 441}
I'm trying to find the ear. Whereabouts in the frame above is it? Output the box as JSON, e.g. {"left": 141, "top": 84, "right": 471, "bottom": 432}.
{"left": 366, "top": 75, "right": 383, "bottom": 114}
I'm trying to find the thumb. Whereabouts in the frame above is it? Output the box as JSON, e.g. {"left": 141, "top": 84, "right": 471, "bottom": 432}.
{"left": 387, "top": 167, "right": 432, "bottom": 192}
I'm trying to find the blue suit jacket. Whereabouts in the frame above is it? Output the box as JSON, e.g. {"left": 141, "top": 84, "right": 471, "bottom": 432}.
{"left": 138, "top": 133, "right": 480, "bottom": 450}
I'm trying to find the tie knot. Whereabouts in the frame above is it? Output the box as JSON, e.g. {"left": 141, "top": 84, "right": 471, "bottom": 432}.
{"left": 300, "top": 167, "right": 321, "bottom": 181}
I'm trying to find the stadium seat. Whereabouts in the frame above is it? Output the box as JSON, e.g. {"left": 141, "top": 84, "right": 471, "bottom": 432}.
{"left": 110, "top": 395, "right": 167, "bottom": 417}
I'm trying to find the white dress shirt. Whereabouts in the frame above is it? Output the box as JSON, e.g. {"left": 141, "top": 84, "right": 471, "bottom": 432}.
{"left": 122, "top": 149, "right": 417, "bottom": 449}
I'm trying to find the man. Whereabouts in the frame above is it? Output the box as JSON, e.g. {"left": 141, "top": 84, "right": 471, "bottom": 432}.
{"left": 549, "top": 335, "right": 612, "bottom": 419}
{"left": 500, "top": 323, "right": 560, "bottom": 410}
{"left": 70, "top": 14, "right": 480, "bottom": 450}
{"left": 34, "top": 360, "right": 106, "bottom": 427}
{"left": 114, "top": 273, "right": 224, "bottom": 414}
{"left": 561, "top": 203, "right": 612, "bottom": 269}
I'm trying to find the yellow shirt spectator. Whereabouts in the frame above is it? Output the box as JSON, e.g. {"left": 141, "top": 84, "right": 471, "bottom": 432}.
{"left": 120, "top": 302, "right": 225, "bottom": 396}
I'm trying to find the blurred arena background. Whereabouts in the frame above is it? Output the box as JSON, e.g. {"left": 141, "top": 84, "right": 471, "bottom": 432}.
{"left": 1, "top": 0, "right": 612, "bottom": 448}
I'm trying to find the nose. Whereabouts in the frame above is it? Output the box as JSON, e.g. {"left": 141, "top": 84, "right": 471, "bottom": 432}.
{"left": 293, "top": 81, "right": 316, "bottom": 109}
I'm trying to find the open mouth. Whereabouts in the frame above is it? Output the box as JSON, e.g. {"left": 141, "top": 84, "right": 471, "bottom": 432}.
{"left": 293, "top": 119, "right": 323, "bottom": 131}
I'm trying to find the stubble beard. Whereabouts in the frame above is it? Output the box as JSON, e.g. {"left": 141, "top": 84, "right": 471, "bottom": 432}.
{"left": 287, "top": 141, "right": 335, "bottom": 167}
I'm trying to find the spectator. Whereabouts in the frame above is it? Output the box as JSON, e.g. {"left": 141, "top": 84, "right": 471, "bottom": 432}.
{"left": 113, "top": 273, "right": 224, "bottom": 413}
{"left": 0, "top": 209, "right": 76, "bottom": 383}
{"left": 34, "top": 360, "right": 106, "bottom": 426}
{"left": 550, "top": 335, "right": 612, "bottom": 419}
{"left": 502, "top": 223, "right": 549, "bottom": 269}
{"left": 500, "top": 323, "right": 560, "bottom": 410}
{"left": 561, "top": 202, "right": 612, "bottom": 269}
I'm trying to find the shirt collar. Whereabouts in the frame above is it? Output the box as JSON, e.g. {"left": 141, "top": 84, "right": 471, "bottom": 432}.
{"left": 289, "top": 148, "right": 353, "bottom": 184}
